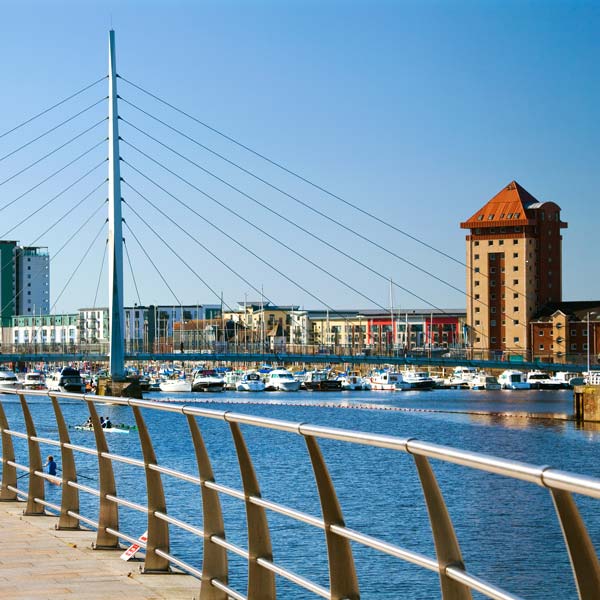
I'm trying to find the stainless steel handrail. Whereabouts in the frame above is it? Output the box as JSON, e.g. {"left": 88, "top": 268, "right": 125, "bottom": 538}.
{"left": 1, "top": 388, "right": 599, "bottom": 600}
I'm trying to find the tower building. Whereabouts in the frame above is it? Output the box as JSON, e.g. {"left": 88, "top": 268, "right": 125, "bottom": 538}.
{"left": 16, "top": 246, "right": 50, "bottom": 315}
{"left": 460, "top": 181, "right": 567, "bottom": 356}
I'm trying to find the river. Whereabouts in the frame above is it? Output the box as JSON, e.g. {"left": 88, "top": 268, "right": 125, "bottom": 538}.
{"left": 2, "top": 388, "right": 599, "bottom": 599}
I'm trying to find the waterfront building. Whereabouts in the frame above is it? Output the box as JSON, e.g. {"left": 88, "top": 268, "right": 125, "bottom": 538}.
{"left": 16, "top": 246, "right": 49, "bottom": 316}
{"left": 0, "top": 241, "right": 17, "bottom": 327}
{"left": 460, "top": 181, "right": 568, "bottom": 358}
{"left": 530, "top": 301, "right": 600, "bottom": 364}
{"left": 11, "top": 313, "right": 78, "bottom": 348}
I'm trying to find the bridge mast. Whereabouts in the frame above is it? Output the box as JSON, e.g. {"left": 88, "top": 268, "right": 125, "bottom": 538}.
{"left": 107, "top": 30, "right": 125, "bottom": 378}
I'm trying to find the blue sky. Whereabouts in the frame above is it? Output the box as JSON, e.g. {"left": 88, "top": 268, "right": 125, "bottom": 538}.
{"left": 0, "top": 0, "right": 597, "bottom": 314}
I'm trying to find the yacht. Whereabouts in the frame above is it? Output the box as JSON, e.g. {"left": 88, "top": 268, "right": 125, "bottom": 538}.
{"left": 264, "top": 369, "right": 301, "bottom": 392}
{"left": 304, "top": 370, "right": 342, "bottom": 391}
{"left": 553, "top": 372, "right": 585, "bottom": 388}
{"left": 159, "top": 375, "right": 192, "bottom": 393}
{"left": 336, "top": 372, "right": 366, "bottom": 391}
{"left": 401, "top": 370, "right": 435, "bottom": 390}
{"left": 446, "top": 366, "right": 478, "bottom": 388}
{"left": 369, "top": 370, "right": 408, "bottom": 391}
{"left": 192, "top": 369, "right": 226, "bottom": 393}
{"left": 0, "top": 370, "right": 20, "bottom": 392}
{"left": 468, "top": 373, "right": 501, "bottom": 391}
{"left": 19, "top": 371, "right": 47, "bottom": 391}
{"left": 498, "top": 370, "right": 530, "bottom": 390}
{"left": 46, "top": 367, "right": 85, "bottom": 393}
{"left": 526, "top": 370, "right": 562, "bottom": 390}
{"left": 236, "top": 372, "right": 265, "bottom": 392}
{"left": 224, "top": 370, "right": 244, "bottom": 390}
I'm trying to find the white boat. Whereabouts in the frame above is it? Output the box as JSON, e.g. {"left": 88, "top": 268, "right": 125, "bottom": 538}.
{"left": 46, "top": 367, "right": 86, "bottom": 393}
{"left": 303, "top": 370, "right": 342, "bottom": 391}
{"left": 401, "top": 370, "right": 435, "bottom": 390}
{"left": 264, "top": 369, "right": 301, "bottom": 392}
{"left": 468, "top": 374, "right": 501, "bottom": 390}
{"left": 553, "top": 372, "right": 585, "bottom": 388}
{"left": 526, "top": 370, "right": 562, "bottom": 390}
{"left": 236, "top": 372, "right": 265, "bottom": 392}
{"left": 369, "top": 371, "right": 408, "bottom": 391}
{"left": 0, "top": 370, "right": 20, "bottom": 391}
{"left": 498, "top": 370, "right": 530, "bottom": 390}
{"left": 192, "top": 369, "right": 225, "bottom": 392}
{"left": 446, "top": 366, "right": 479, "bottom": 388}
{"left": 159, "top": 378, "right": 192, "bottom": 393}
{"left": 224, "top": 371, "right": 244, "bottom": 390}
{"left": 336, "top": 372, "right": 366, "bottom": 391}
{"left": 17, "top": 371, "right": 47, "bottom": 390}
{"left": 74, "top": 424, "right": 134, "bottom": 434}
{"left": 585, "top": 371, "right": 600, "bottom": 385}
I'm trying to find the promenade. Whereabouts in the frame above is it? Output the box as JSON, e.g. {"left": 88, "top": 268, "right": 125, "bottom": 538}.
{"left": 0, "top": 502, "right": 197, "bottom": 599}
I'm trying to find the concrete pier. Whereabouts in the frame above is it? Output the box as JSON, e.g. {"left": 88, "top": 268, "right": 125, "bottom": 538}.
{"left": 0, "top": 502, "right": 197, "bottom": 599}
{"left": 573, "top": 385, "right": 600, "bottom": 422}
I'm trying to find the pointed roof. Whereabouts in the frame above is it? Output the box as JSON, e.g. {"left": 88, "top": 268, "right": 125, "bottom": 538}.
{"left": 460, "top": 180, "right": 541, "bottom": 229}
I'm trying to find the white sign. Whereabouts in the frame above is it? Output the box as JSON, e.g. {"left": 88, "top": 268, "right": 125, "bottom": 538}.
{"left": 120, "top": 530, "right": 148, "bottom": 561}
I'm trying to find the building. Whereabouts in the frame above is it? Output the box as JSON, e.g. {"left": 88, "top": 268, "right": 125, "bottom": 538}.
{"left": 11, "top": 313, "right": 78, "bottom": 348}
{"left": 0, "top": 241, "right": 17, "bottom": 327}
{"left": 530, "top": 301, "right": 600, "bottom": 364}
{"left": 16, "top": 246, "right": 49, "bottom": 316}
{"left": 460, "top": 181, "right": 568, "bottom": 357}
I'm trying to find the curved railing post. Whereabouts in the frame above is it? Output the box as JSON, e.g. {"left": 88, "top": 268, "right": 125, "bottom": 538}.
{"left": 228, "top": 420, "right": 275, "bottom": 599}
{"left": 0, "top": 399, "right": 17, "bottom": 501}
{"left": 20, "top": 393, "right": 45, "bottom": 515}
{"left": 549, "top": 488, "right": 600, "bottom": 599}
{"left": 50, "top": 395, "right": 80, "bottom": 529}
{"left": 185, "top": 413, "right": 228, "bottom": 600}
{"left": 87, "top": 399, "right": 119, "bottom": 549}
{"left": 131, "top": 404, "right": 170, "bottom": 572}
{"left": 304, "top": 435, "right": 360, "bottom": 600}
{"left": 411, "top": 452, "right": 471, "bottom": 600}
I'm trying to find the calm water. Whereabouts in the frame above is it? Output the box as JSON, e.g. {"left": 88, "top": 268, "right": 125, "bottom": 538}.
{"left": 2, "top": 388, "right": 599, "bottom": 599}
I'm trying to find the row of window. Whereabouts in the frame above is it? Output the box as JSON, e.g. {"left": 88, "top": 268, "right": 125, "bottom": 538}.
{"left": 539, "top": 344, "right": 588, "bottom": 351}
{"left": 539, "top": 330, "right": 588, "bottom": 337}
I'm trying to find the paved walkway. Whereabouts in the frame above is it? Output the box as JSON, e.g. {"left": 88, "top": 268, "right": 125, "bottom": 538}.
{"left": 0, "top": 502, "right": 198, "bottom": 599}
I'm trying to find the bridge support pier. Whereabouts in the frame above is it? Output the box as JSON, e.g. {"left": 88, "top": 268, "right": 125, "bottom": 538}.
{"left": 96, "top": 376, "right": 143, "bottom": 399}
{"left": 574, "top": 385, "right": 600, "bottom": 422}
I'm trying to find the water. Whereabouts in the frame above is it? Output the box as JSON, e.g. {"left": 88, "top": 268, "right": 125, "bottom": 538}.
{"left": 1, "top": 388, "right": 599, "bottom": 599}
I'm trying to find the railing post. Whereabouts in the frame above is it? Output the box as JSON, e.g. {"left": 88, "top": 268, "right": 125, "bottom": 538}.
{"left": 549, "top": 488, "right": 600, "bottom": 599}
{"left": 86, "top": 399, "right": 119, "bottom": 549}
{"left": 19, "top": 393, "right": 45, "bottom": 515}
{"left": 228, "top": 420, "right": 275, "bottom": 599}
{"left": 50, "top": 395, "right": 80, "bottom": 529}
{"left": 131, "top": 404, "right": 170, "bottom": 572}
{"left": 411, "top": 453, "right": 471, "bottom": 600}
{"left": 304, "top": 435, "right": 360, "bottom": 600}
{"left": 0, "top": 399, "right": 17, "bottom": 501}
{"left": 185, "top": 413, "right": 228, "bottom": 600}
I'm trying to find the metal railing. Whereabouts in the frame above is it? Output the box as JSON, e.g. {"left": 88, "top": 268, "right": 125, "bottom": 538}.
{"left": 0, "top": 389, "right": 599, "bottom": 599}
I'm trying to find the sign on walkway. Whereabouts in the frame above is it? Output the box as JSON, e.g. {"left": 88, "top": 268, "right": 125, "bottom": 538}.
{"left": 120, "top": 531, "right": 148, "bottom": 561}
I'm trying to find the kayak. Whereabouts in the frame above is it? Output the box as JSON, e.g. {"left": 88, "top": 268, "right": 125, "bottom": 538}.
{"left": 73, "top": 425, "right": 136, "bottom": 434}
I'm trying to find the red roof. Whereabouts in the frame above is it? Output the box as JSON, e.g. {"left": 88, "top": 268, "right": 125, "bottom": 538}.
{"left": 460, "top": 180, "right": 540, "bottom": 229}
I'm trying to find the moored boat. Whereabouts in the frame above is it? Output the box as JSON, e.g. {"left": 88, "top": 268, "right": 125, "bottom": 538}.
{"left": 264, "top": 369, "right": 301, "bottom": 391}
{"left": 46, "top": 367, "right": 86, "bottom": 393}
{"left": 401, "top": 369, "right": 435, "bottom": 390}
{"left": 468, "top": 373, "right": 501, "bottom": 390}
{"left": 526, "top": 370, "right": 562, "bottom": 390}
{"left": 18, "top": 371, "right": 47, "bottom": 390}
{"left": 236, "top": 372, "right": 265, "bottom": 392}
{"left": 304, "top": 370, "right": 342, "bottom": 391}
{"left": 159, "top": 377, "right": 192, "bottom": 393}
{"left": 369, "top": 370, "right": 407, "bottom": 391}
{"left": 0, "top": 370, "right": 21, "bottom": 392}
{"left": 192, "top": 369, "right": 226, "bottom": 392}
{"left": 498, "top": 370, "right": 530, "bottom": 390}
{"left": 336, "top": 372, "right": 366, "bottom": 391}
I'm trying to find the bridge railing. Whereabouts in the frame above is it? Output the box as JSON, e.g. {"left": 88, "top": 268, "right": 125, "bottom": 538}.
{"left": 1, "top": 389, "right": 599, "bottom": 599}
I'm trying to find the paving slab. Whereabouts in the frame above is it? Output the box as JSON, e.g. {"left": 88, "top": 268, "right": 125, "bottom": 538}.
{"left": 0, "top": 502, "right": 199, "bottom": 599}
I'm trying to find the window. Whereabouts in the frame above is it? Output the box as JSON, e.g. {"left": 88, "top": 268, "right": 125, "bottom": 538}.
{"left": 507, "top": 213, "right": 513, "bottom": 219}
{"left": 583, "top": 343, "right": 589, "bottom": 350}
{"left": 513, "top": 306, "right": 519, "bottom": 312}
{"left": 476, "top": 337, "right": 481, "bottom": 342}
{"left": 474, "top": 294, "right": 480, "bottom": 300}
{"left": 513, "top": 279, "right": 518, "bottom": 285}
{"left": 539, "top": 344, "right": 544, "bottom": 350}
{"left": 474, "top": 267, "right": 480, "bottom": 273}
{"left": 513, "top": 252, "right": 518, "bottom": 258}
{"left": 490, "top": 293, "right": 496, "bottom": 300}
{"left": 488, "top": 214, "right": 494, "bottom": 220}
{"left": 490, "top": 307, "right": 496, "bottom": 313}
{"left": 513, "top": 239, "right": 518, "bottom": 245}
{"left": 513, "top": 293, "right": 518, "bottom": 299}
{"left": 513, "top": 266, "right": 518, "bottom": 272}
{"left": 571, "top": 330, "right": 577, "bottom": 336}
{"left": 475, "top": 307, "right": 480, "bottom": 313}
{"left": 488, "top": 240, "right": 493, "bottom": 246}
{"left": 474, "top": 241, "right": 479, "bottom": 246}
{"left": 490, "top": 320, "right": 497, "bottom": 327}
{"left": 514, "top": 320, "right": 519, "bottom": 325}
{"left": 514, "top": 337, "right": 520, "bottom": 343}
{"left": 474, "top": 254, "right": 479, "bottom": 260}
{"left": 474, "top": 281, "right": 480, "bottom": 287}
{"left": 571, "top": 343, "right": 577, "bottom": 350}
{"left": 490, "top": 267, "right": 496, "bottom": 274}
{"left": 490, "top": 280, "right": 496, "bottom": 287}
{"left": 539, "top": 330, "right": 544, "bottom": 336}
{"left": 475, "top": 320, "right": 480, "bottom": 326}
{"left": 583, "top": 330, "right": 588, "bottom": 337}
{"left": 490, "top": 254, "right": 496, "bottom": 261}
{"left": 499, "top": 240, "right": 504, "bottom": 245}
{"left": 477, "top": 214, "right": 484, "bottom": 221}
{"left": 491, "top": 337, "right": 497, "bottom": 343}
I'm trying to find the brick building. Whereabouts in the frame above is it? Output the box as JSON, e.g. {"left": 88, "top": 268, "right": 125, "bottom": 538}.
{"left": 460, "top": 181, "right": 568, "bottom": 357}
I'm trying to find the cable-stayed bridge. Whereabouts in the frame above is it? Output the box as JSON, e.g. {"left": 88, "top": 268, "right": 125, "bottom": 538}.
{"left": 0, "top": 31, "right": 593, "bottom": 375}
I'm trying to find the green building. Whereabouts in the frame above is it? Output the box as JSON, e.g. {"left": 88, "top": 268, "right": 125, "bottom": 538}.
{"left": 0, "top": 241, "right": 17, "bottom": 327}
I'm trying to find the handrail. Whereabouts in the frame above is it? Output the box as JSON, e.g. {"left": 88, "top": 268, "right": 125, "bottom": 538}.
{"left": 1, "top": 387, "right": 599, "bottom": 599}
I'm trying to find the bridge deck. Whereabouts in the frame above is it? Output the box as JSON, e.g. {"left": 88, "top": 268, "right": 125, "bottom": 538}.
{"left": 0, "top": 502, "right": 197, "bottom": 599}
